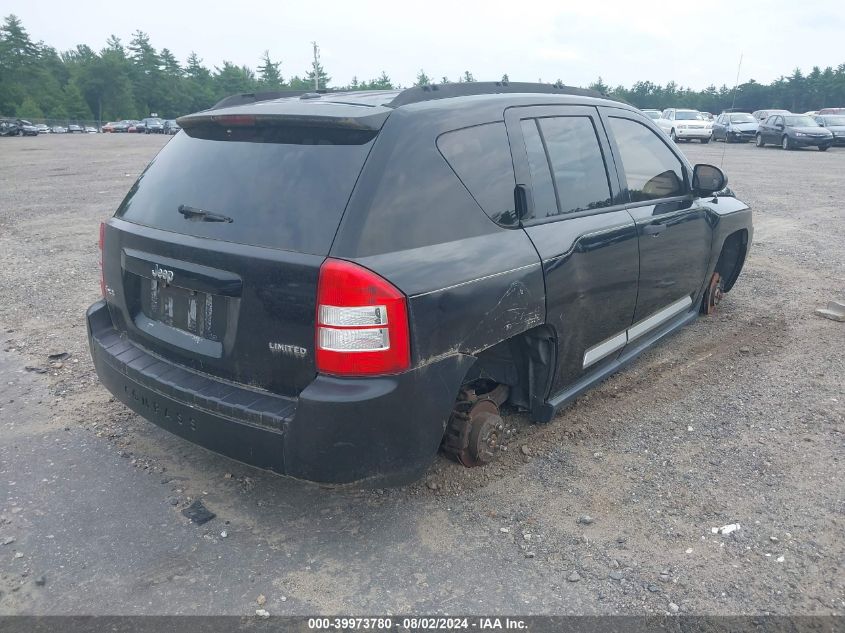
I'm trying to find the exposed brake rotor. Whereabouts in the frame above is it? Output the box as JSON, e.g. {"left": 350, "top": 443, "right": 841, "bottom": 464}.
{"left": 442, "top": 384, "right": 510, "bottom": 468}
{"left": 703, "top": 271, "right": 724, "bottom": 315}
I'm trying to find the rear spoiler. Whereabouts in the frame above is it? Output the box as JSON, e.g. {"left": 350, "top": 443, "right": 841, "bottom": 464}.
{"left": 177, "top": 102, "right": 390, "bottom": 132}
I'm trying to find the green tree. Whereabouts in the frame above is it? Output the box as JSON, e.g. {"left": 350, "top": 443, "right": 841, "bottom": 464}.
{"left": 15, "top": 95, "right": 43, "bottom": 119}
{"left": 414, "top": 69, "right": 431, "bottom": 86}
{"left": 213, "top": 61, "right": 257, "bottom": 97}
{"left": 588, "top": 76, "right": 609, "bottom": 95}
{"left": 257, "top": 50, "right": 284, "bottom": 88}
{"left": 63, "top": 81, "right": 93, "bottom": 119}
{"left": 305, "top": 60, "right": 330, "bottom": 89}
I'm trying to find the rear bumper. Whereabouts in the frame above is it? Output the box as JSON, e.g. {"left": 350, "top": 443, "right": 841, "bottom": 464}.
{"left": 87, "top": 300, "right": 471, "bottom": 485}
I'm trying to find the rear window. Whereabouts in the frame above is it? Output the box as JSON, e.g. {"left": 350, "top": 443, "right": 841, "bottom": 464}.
{"left": 115, "top": 128, "right": 375, "bottom": 254}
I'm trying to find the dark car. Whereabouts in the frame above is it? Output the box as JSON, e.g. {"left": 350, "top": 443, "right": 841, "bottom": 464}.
{"left": 0, "top": 118, "right": 23, "bottom": 136}
{"left": 110, "top": 121, "right": 131, "bottom": 133}
{"left": 142, "top": 117, "right": 165, "bottom": 134}
{"left": 88, "top": 83, "right": 752, "bottom": 485}
{"left": 751, "top": 108, "right": 790, "bottom": 123}
{"left": 712, "top": 112, "right": 758, "bottom": 142}
{"left": 813, "top": 114, "right": 845, "bottom": 146}
{"left": 68, "top": 124, "right": 84, "bottom": 133}
{"left": 755, "top": 114, "right": 834, "bottom": 150}
{"left": 163, "top": 119, "right": 181, "bottom": 135}
{"left": 19, "top": 120, "right": 39, "bottom": 136}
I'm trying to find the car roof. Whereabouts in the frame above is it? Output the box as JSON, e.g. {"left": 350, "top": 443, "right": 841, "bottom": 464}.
{"left": 180, "top": 82, "right": 635, "bottom": 131}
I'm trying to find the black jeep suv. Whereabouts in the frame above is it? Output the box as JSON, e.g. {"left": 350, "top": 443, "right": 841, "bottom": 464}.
{"left": 87, "top": 83, "right": 752, "bottom": 485}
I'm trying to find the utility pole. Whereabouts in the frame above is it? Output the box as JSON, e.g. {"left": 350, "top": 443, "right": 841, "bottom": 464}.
{"left": 312, "top": 41, "right": 320, "bottom": 91}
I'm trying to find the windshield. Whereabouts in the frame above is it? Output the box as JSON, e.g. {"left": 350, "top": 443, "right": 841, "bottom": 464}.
{"left": 675, "top": 111, "right": 704, "bottom": 120}
{"left": 822, "top": 116, "right": 845, "bottom": 125}
{"left": 729, "top": 114, "right": 756, "bottom": 123}
{"left": 784, "top": 116, "right": 819, "bottom": 127}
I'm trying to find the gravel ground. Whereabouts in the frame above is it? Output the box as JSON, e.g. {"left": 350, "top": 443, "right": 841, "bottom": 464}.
{"left": 0, "top": 133, "right": 842, "bottom": 616}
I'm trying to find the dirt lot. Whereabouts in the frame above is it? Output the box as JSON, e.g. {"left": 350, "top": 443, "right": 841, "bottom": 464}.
{"left": 0, "top": 133, "right": 843, "bottom": 616}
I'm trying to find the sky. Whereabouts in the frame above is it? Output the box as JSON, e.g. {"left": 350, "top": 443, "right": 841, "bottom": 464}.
{"left": 7, "top": 0, "right": 845, "bottom": 89}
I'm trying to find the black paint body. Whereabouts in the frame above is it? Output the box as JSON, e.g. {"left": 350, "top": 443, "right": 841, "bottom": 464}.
{"left": 88, "top": 88, "right": 753, "bottom": 484}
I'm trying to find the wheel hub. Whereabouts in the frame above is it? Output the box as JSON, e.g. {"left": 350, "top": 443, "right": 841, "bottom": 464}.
{"left": 442, "top": 385, "right": 509, "bottom": 467}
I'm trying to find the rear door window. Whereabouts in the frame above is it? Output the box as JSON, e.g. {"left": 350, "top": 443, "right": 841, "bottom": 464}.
{"left": 519, "top": 119, "right": 557, "bottom": 220}
{"left": 437, "top": 122, "right": 517, "bottom": 225}
{"left": 115, "top": 128, "right": 375, "bottom": 255}
{"left": 607, "top": 117, "right": 687, "bottom": 202}
{"left": 537, "top": 116, "right": 613, "bottom": 215}
{"left": 519, "top": 116, "right": 612, "bottom": 221}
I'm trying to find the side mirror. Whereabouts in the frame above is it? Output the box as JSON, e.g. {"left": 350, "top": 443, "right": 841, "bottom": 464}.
{"left": 692, "top": 164, "right": 727, "bottom": 196}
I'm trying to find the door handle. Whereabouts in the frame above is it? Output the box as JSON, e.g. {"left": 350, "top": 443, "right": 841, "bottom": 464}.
{"left": 642, "top": 224, "right": 665, "bottom": 236}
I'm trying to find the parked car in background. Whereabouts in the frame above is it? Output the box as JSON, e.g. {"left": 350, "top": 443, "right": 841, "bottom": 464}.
{"left": 751, "top": 109, "right": 790, "bottom": 123}
{"left": 104, "top": 121, "right": 132, "bottom": 133}
{"left": 700, "top": 112, "right": 714, "bottom": 121}
{"left": 712, "top": 112, "right": 758, "bottom": 143}
{"left": 142, "top": 117, "right": 165, "bottom": 134}
{"left": 51, "top": 125, "right": 67, "bottom": 134}
{"left": 163, "top": 119, "right": 180, "bottom": 135}
{"left": 756, "top": 114, "right": 833, "bottom": 150}
{"left": 813, "top": 114, "right": 845, "bottom": 146}
{"left": 128, "top": 121, "right": 143, "bottom": 133}
{"left": 85, "top": 126, "right": 98, "bottom": 133}
{"left": 35, "top": 123, "right": 50, "bottom": 133}
{"left": 656, "top": 108, "right": 712, "bottom": 143}
{"left": 803, "top": 111, "right": 819, "bottom": 116}
{"left": 641, "top": 109, "right": 661, "bottom": 120}
{"left": 88, "top": 82, "right": 751, "bottom": 484}
{"left": 20, "top": 120, "right": 39, "bottom": 136}
{"left": 818, "top": 107, "right": 845, "bottom": 115}
{"left": 67, "top": 124, "right": 84, "bottom": 133}
{"left": 0, "top": 118, "right": 23, "bottom": 136}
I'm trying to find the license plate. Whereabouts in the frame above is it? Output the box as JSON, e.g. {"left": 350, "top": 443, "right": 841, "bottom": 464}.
{"left": 143, "top": 279, "right": 224, "bottom": 341}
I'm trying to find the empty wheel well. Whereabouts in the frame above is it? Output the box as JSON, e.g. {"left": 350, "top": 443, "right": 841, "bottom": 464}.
{"left": 715, "top": 229, "right": 748, "bottom": 292}
{"left": 459, "top": 325, "right": 556, "bottom": 419}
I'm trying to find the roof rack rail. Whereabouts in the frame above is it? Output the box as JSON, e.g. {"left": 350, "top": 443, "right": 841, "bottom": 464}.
{"left": 387, "top": 81, "right": 606, "bottom": 107}
{"left": 210, "top": 89, "right": 332, "bottom": 110}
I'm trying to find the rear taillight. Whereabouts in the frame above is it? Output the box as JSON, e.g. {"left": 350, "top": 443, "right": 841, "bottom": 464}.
{"left": 316, "top": 258, "right": 410, "bottom": 376}
{"left": 98, "top": 222, "right": 106, "bottom": 298}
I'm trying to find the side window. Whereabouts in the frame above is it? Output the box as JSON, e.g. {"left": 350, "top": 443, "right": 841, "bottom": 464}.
{"left": 437, "top": 122, "right": 517, "bottom": 225}
{"left": 519, "top": 119, "right": 557, "bottom": 220}
{"left": 536, "top": 116, "right": 612, "bottom": 215}
{"left": 607, "top": 117, "right": 687, "bottom": 203}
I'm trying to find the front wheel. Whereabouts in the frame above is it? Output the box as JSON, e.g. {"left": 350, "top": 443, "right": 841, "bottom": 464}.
{"left": 782, "top": 135, "right": 792, "bottom": 150}
{"left": 756, "top": 134, "right": 765, "bottom": 147}
{"left": 670, "top": 129, "right": 677, "bottom": 142}
{"left": 819, "top": 145, "right": 830, "bottom": 152}
{"left": 700, "top": 137, "right": 710, "bottom": 144}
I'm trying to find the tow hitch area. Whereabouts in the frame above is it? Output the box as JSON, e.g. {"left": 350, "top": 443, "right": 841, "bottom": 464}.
{"left": 442, "top": 383, "right": 511, "bottom": 467}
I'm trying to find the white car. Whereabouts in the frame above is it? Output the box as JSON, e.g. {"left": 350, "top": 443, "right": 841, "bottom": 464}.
{"left": 656, "top": 108, "right": 712, "bottom": 143}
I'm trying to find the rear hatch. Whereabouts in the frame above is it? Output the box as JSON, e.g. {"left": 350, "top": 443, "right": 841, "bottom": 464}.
{"left": 102, "top": 102, "right": 388, "bottom": 396}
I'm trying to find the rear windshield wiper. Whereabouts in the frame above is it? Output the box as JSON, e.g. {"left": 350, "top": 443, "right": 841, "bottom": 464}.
{"left": 178, "top": 204, "right": 233, "bottom": 223}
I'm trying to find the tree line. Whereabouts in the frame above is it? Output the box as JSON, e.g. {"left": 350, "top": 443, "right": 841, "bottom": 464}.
{"left": 1, "top": 14, "right": 844, "bottom": 123}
